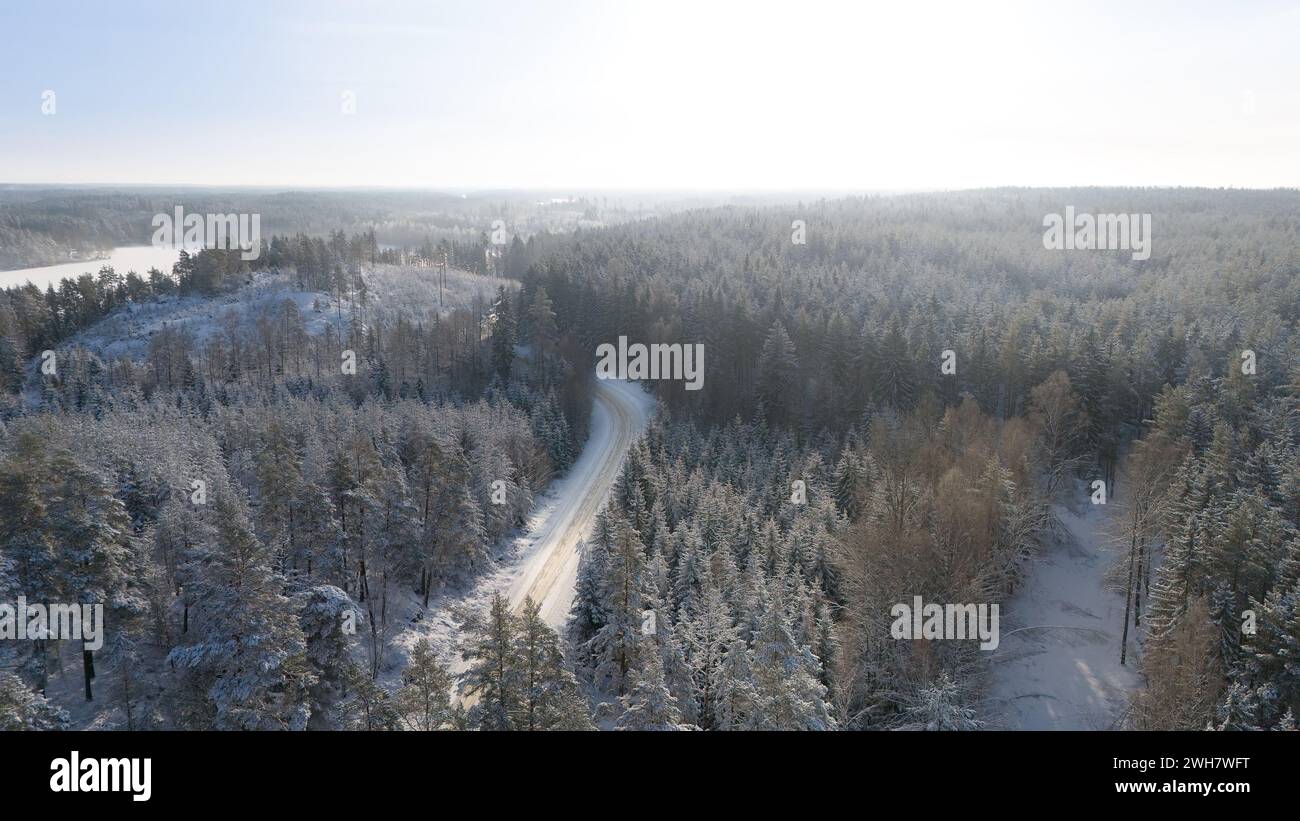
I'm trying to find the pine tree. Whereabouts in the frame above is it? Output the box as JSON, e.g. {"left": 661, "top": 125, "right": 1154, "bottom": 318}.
{"left": 1214, "top": 682, "right": 1262, "bottom": 731}
{"left": 475, "top": 445, "right": 526, "bottom": 541}
{"left": 814, "top": 600, "right": 839, "bottom": 692}
{"left": 515, "top": 596, "right": 593, "bottom": 730}
{"left": 47, "top": 448, "right": 143, "bottom": 702}
{"left": 660, "top": 615, "right": 700, "bottom": 725}
{"left": 527, "top": 286, "right": 559, "bottom": 380}
{"left": 569, "top": 537, "right": 609, "bottom": 644}
{"left": 577, "top": 517, "right": 646, "bottom": 694}
{"left": 712, "top": 638, "right": 757, "bottom": 730}
{"left": 397, "top": 638, "right": 452, "bottom": 731}
{"left": 255, "top": 420, "right": 304, "bottom": 569}
{"left": 428, "top": 444, "right": 487, "bottom": 579}
{"left": 683, "top": 581, "right": 736, "bottom": 729}
{"left": 341, "top": 662, "right": 400, "bottom": 730}
{"left": 0, "top": 433, "right": 59, "bottom": 688}
{"left": 832, "top": 448, "right": 868, "bottom": 520}
{"left": 166, "top": 490, "right": 313, "bottom": 730}
{"left": 755, "top": 320, "right": 800, "bottom": 426}
{"left": 461, "top": 592, "right": 522, "bottom": 730}
{"left": 288, "top": 477, "right": 342, "bottom": 587}
{"left": 294, "top": 584, "right": 360, "bottom": 729}
{"left": 1241, "top": 583, "right": 1300, "bottom": 727}
{"left": 876, "top": 320, "right": 916, "bottom": 410}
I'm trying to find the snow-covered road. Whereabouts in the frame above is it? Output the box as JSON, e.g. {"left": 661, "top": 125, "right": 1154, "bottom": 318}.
{"left": 504, "top": 378, "right": 656, "bottom": 627}
{"left": 428, "top": 379, "right": 654, "bottom": 703}
{"left": 987, "top": 500, "right": 1141, "bottom": 729}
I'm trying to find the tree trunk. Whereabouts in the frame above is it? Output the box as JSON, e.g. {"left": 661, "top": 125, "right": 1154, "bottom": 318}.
{"left": 83, "top": 645, "right": 94, "bottom": 701}
{"left": 1120, "top": 525, "right": 1138, "bottom": 666}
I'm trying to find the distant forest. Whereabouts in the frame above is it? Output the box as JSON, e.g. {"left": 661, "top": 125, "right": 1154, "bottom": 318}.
{"left": 1, "top": 188, "right": 1296, "bottom": 731}
{"left": 0, "top": 186, "right": 724, "bottom": 271}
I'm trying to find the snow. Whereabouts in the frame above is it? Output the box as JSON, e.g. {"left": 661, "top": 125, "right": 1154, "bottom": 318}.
{"left": 57, "top": 265, "right": 510, "bottom": 366}
{"left": 363, "top": 264, "right": 516, "bottom": 326}
{"left": 387, "top": 378, "right": 655, "bottom": 690}
{"left": 53, "top": 273, "right": 347, "bottom": 367}
{"left": 34, "top": 268, "right": 640, "bottom": 716}
{"left": 987, "top": 493, "right": 1141, "bottom": 729}
{"left": 504, "top": 378, "right": 656, "bottom": 627}
{"left": 0, "top": 246, "right": 182, "bottom": 290}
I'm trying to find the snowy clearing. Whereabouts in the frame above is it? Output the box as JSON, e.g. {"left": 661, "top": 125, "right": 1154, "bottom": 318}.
{"left": 987, "top": 493, "right": 1142, "bottom": 730}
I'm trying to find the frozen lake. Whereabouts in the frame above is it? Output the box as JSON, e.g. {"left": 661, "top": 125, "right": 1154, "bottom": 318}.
{"left": 0, "top": 246, "right": 182, "bottom": 290}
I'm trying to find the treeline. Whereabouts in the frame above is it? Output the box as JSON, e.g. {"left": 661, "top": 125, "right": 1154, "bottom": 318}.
{"left": 0, "top": 187, "right": 476, "bottom": 270}
{"left": 262, "top": 229, "right": 540, "bottom": 290}
{"left": 0, "top": 185, "right": 628, "bottom": 271}
{"left": 1117, "top": 373, "right": 1299, "bottom": 730}
{"left": 0, "top": 190, "right": 152, "bottom": 269}
{"left": 0, "top": 247, "right": 264, "bottom": 382}
{"left": 524, "top": 189, "right": 1298, "bottom": 476}
{"left": 0, "top": 227, "right": 552, "bottom": 403}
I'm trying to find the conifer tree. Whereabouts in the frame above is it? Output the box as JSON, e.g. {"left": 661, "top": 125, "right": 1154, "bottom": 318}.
{"left": 294, "top": 584, "right": 360, "bottom": 729}
{"left": 0, "top": 672, "right": 69, "bottom": 730}
{"left": 491, "top": 284, "right": 516, "bottom": 382}
{"left": 397, "top": 638, "right": 452, "bottom": 731}
{"left": 748, "top": 604, "right": 833, "bottom": 730}
{"left": 167, "top": 490, "right": 312, "bottom": 730}
{"left": 905, "top": 672, "right": 982, "bottom": 730}
{"left": 515, "top": 597, "right": 593, "bottom": 731}
{"left": 615, "top": 637, "right": 692, "bottom": 731}
{"left": 461, "top": 592, "right": 522, "bottom": 730}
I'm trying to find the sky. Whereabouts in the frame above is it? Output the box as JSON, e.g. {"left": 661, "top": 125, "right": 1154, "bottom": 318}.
{"left": 2, "top": 0, "right": 1298, "bottom": 190}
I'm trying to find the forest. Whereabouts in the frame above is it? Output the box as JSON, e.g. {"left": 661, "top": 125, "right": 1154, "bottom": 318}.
{"left": 522, "top": 188, "right": 1298, "bottom": 729}
{"left": 1, "top": 188, "right": 1296, "bottom": 731}
{"left": 0, "top": 186, "right": 735, "bottom": 271}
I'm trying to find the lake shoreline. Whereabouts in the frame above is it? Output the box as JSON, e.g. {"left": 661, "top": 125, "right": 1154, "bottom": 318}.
{"left": 0, "top": 246, "right": 183, "bottom": 291}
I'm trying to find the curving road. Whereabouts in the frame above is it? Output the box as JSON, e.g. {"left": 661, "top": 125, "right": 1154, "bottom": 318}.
{"left": 505, "top": 378, "right": 654, "bottom": 628}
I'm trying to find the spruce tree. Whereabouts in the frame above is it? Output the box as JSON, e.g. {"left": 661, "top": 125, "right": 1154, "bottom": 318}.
{"left": 615, "top": 637, "right": 692, "bottom": 731}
